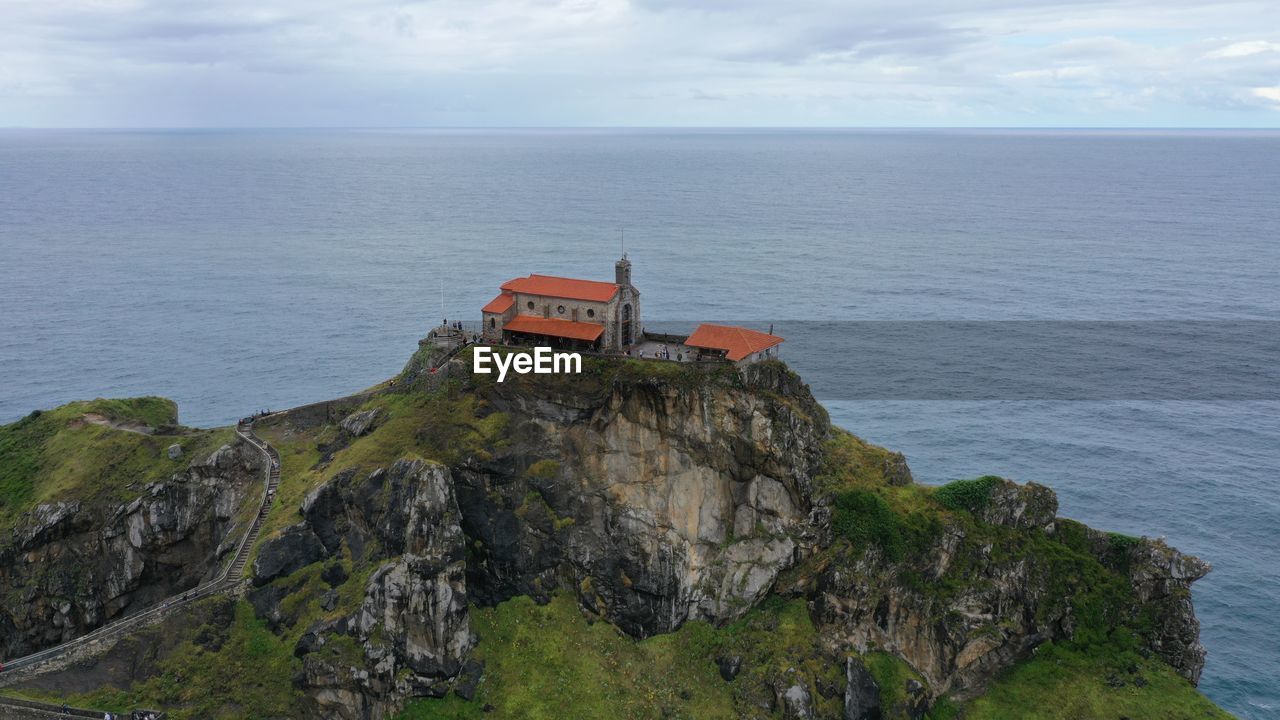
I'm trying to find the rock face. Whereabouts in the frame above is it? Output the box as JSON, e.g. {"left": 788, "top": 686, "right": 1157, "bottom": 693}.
{"left": 339, "top": 409, "right": 384, "bottom": 439}
{"left": 783, "top": 683, "right": 814, "bottom": 719}
{"left": 843, "top": 657, "right": 881, "bottom": 720}
{"left": 458, "top": 361, "right": 830, "bottom": 637}
{"left": 256, "top": 458, "right": 473, "bottom": 719}
{"left": 0, "top": 442, "right": 261, "bottom": 659}
{"left": 1083, "top": 522, "right": 1211, "bottom": 684}
{"left": 252, "top": 524, "right": 327, "bottom": 586}
{"left": 808, "top": 477, "right": 1209, "bottom": 699}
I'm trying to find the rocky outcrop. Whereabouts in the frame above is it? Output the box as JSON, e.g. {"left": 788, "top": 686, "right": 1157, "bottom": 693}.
{"left": 252, "top": 524, "right": 327, "bottom": 586}
{"left": 843, "top": 657, "right": 880, "bottom": 720}
{"left": 256, "top": 459, "right": 473, "bottom": 720}
{"left": 978, "top": 479, "right": 1056, "bottom": 529}
{"left": 458, "top": 360, "right": 830, "bottom": 637}
{"left": 808, "top": 477, "right": 1207, "bottom": 701}
{"left": 0, "top": 442, "right": 261, "bottom": 659}
{"left": 782, "top": 683, "right": 814, "bottom": 719}
{"left": 1075, "top": 522, "right": 1211, "bottom": 683}
{"left": 339, "top": 409, "right": 384, "bottom": 438}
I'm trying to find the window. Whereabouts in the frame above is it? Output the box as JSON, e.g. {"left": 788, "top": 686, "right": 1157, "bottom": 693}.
{"left": 557, "top": 305, "right": 566, "bottom": 314}
{"left": 586, "top": 308, "right": 595, "bottom": 318}
{"left": 527, "top": 301, "right": 535, "bottom": 310}
{"left": 489, "top": 318, "right": 496, "bottom": 329}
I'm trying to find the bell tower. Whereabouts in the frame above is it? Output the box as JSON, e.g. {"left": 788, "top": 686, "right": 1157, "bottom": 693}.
{"left": 613, "top": 254, "right": 640, "bottom": 350}
{"left": 615, "top": 255, "right": 632, "bottom": 287}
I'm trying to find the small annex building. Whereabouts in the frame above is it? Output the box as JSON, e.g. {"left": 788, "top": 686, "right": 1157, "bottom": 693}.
{"left": 684, "top": 323, "right": 784, "bottom": 364}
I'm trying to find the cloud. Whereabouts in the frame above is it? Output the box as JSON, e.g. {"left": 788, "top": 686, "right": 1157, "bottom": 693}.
{"left": 0, "top": 0, "right": 1278, "bottom": 126}
{"left": 1206, "top": 40, "right": 1280, "bottom": 59}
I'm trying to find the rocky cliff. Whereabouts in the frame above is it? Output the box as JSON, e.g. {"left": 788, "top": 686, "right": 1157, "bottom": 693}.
{"left": 232, "top": 351, "right": 1213, "bottom": 718}
{"left": 456, "top": 360, "right": 830, "bottom": 636}
{"left": 0, "top": 441, "right": 260, "bottom": 659}
{"left": 0, "top": 353, "right": 1220, "bottom": 720}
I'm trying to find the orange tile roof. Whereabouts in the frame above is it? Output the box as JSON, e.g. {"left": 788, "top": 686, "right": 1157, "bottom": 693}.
{"left": 684, "top": 323, "right": 784, "bottom": 361}
{"left": 482, "top": 292, "right": 515, "bottom": 314}
{"left": 504, "top": 314, "right": 605, "bottom": 342}
{"left": 500, "top": 274, "right": 619, "bottom": 303}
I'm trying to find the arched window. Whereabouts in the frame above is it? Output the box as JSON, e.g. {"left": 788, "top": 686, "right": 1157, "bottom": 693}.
{"left": 489, "top": 318, "right": 496, "bottom": 329}
{"left": 527, "top": 301, "right": 535, "bottom": 310}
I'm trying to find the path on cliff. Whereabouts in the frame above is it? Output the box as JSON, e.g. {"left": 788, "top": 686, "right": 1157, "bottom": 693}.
{"left": 0, "top": 422, "right": 282, "bottom": 716}
{"left": 0, "top": 333, "right": 469, "bottom": 718}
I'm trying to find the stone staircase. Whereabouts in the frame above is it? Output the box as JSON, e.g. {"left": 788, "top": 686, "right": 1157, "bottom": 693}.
{"left": 0, "top": 422, "right": 281, "bottom": 716}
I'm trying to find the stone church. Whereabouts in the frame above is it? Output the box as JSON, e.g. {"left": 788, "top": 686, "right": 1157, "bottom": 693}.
{"left": 481, "top": 256, "right": 641, "bottom": 352}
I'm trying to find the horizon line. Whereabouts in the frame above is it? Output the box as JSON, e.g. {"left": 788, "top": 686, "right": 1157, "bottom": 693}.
{"left": 2, "top": 125, "right": 1279, "bottom": 132}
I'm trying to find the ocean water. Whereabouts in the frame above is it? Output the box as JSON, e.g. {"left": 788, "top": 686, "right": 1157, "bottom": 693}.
{"left": 1, "top": 129, "right": 1277, "bottom": 717}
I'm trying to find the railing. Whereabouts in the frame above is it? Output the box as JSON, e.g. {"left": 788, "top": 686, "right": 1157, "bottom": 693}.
{"left": 0, "top": 424, "right": 280, "bottom": 717}
{"left": 0, "top": 695, "right": 164, "bottom": 718}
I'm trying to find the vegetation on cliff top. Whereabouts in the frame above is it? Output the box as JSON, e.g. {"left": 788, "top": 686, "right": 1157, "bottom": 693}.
{"left": 0, "top": 397, "right": 231, "bottom": 529}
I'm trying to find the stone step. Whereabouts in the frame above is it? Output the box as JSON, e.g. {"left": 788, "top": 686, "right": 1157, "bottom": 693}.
{"left": 1, "top": 422, "right": 283, "bottom": 708}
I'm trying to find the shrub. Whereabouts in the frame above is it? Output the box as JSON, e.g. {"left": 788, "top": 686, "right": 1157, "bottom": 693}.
{"left": 935, "top": 475, "right": 1003, "bottom": 513}
{"left": 1106, "top": 531, "right": 1141, "bottom": 552}
{"left": 832, "top": 489, "right": 906, "bottom": 561}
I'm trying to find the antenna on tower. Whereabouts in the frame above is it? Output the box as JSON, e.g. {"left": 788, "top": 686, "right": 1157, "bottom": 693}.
{"left": 620, "top": 226, "right": 626, "bottom": 258}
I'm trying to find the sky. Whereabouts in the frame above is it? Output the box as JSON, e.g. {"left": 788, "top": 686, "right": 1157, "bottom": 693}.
{"left": 1, "top": 0, "right": 1278, "bottom": 128}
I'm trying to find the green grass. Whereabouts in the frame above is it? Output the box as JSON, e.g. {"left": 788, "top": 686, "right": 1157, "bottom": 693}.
{"left": 0, "top": 398, "right": 232, "bottom": 529}
{"left": 399, "top": 594, "right": 841, "bottom": 720}
{"left": 864, "top": 651, "right": 925, "bottom": 713}
{"left": 398, "top": 594, "right": 733, "bottom": 720}
{"left": 815, "top": 430, "right": 904, "bottom": 492}
{"left": 962, "top": 642, "right": 1234, "bottom": 719}
{"left": 79, "top": 397, "right": 180, "bottom": 429}
{"left": 32, "top": 599, "right": 303, "bottom": 720}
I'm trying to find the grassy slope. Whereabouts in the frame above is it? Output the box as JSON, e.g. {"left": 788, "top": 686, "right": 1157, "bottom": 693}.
{"left": 397, "top": 594, "right": 829, "bottom": 720}
{"left": 958, "top": 643, "right": 1232, "bottom": 720}
{"left": 0, "top": 397, "right": 233, "bottom": 530}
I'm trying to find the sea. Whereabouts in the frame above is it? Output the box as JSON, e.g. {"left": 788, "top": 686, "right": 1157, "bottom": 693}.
{"left": 0, "top": 128, "right": 1277, "bottom": 717}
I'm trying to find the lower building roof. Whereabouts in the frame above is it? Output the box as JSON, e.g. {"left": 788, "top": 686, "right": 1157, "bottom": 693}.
{"left": 503, "top": 314, "right": 605, "bottom": 342}
{"left": 684, "top": 323, "right": 784, "bottom": 361}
